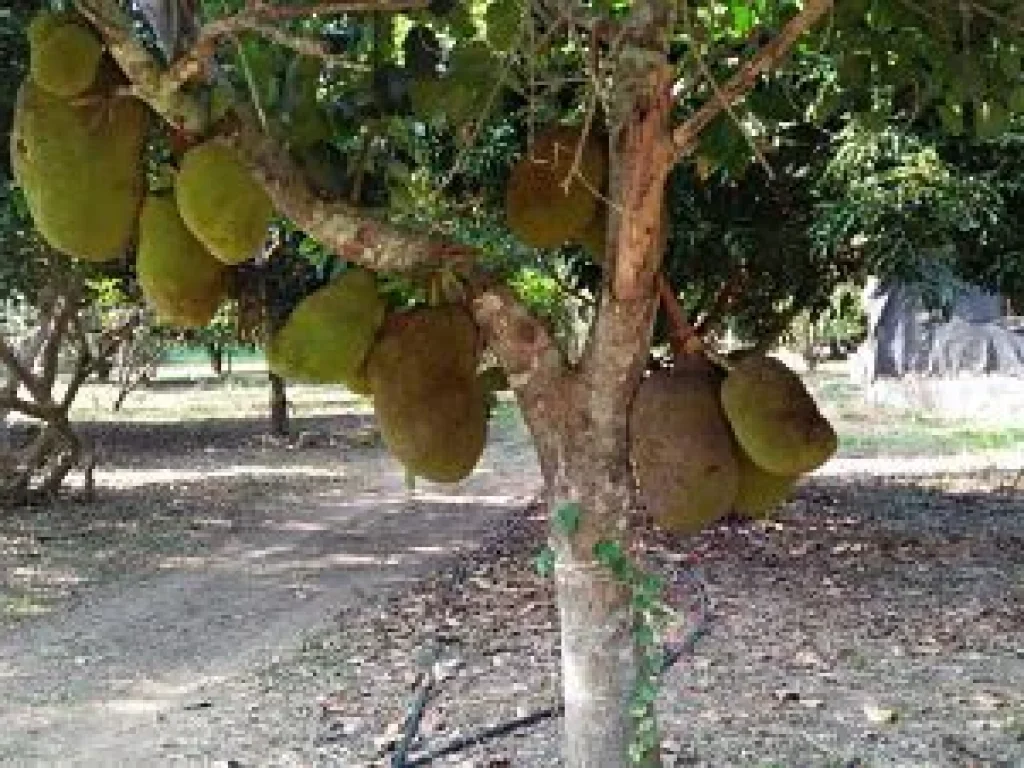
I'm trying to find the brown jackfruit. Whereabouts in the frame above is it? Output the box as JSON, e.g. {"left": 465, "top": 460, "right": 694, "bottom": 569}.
{"left": 175, "top": 142, "right": 274, "bottom": 265}
{"left": 136, "top": 195, "right": 226, "bottom": 327}
{"left": 631, "top": 358, "right": 739, "bottom": 534}
{"left": 28, "top": 11, "right": 103, "bottom": 98}
{"left": 267, "top": 268, "right": 386, "bottom": 389}
{"left": 505, "top": 126, "right": 606, "bottom": 249}
{"left": 720, "top": 354, "right": 837, "bottom": 476}
{"left": 366, "top": 305, "right": 486, "bottom": 483}
{"left": 11, "top": 81, "right": 147, "bottom": 261}
{"left": 575, "top": 206, "right": 607, "bottom": 262}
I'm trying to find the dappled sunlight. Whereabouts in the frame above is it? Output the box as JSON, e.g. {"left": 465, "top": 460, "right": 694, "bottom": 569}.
{"left": 89, "top": 464, "right": 346, "bottom": 488}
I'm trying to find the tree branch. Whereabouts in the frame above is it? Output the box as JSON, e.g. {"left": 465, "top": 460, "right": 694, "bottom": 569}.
{"left": 0, "top": 335, "right": 47, "bottom": 405}
{"left": 225, "top": 116, "right": 478, "bottom": 273}
{"left": 0, "top": 394, "right": 55, "bottom": 422}
{"left": 671, "top": 0, "right": 833, "bottom": 163}
{"left": 656, "top": 273, "right": 695, "bottom": 353}
{"left": 469, "top": 281, "right": 567, "bottom": 399}
{"left": 75, "top": 0, "right": 210, "bottom": 133}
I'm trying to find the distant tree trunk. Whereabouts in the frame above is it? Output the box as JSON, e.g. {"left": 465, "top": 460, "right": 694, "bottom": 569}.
{"left": 207, "top": 342, "right": 223, "bottom": 375}
{"left": 269, "top": 372, "right": 288, "bottom": 437}
{"left": 0, "top": 283, "right": 132, "bottom": 505}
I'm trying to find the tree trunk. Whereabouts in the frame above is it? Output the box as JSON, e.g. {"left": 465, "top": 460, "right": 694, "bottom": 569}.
{"left": 207, "top": 342, "right": 224, "bottom": 376}
{"left": 269, "top": 372, "right": 288, "bottom": 437}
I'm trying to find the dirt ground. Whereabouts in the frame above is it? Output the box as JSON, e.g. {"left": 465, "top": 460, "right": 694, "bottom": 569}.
{"left": 1, "top": 368, "right": 1023, "bottom": 766}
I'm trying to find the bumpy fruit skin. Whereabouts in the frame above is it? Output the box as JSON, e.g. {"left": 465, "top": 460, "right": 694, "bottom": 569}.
{"left": 575, "top": 207, "right": 607, "bottom": 262}
{"left": 366, "top": 305, "right": 486, "bottom": 483}
{"left": 136, "top": 196, "right": 226, "bottom": 328}
{"left": 720, "top": 354, "right": 838, "bottom": 475}
{"left": 28, "top": 11, "right": 103, "bottom": 98}
{"left": 733, "top": 449, "right": 797, "bottom": 518}
{"left": 267, "top": 268, "right": 386, "bottom": 389}
{"left": 631, "top": 360, "right": 739, "bottom": 534}
{"left": 11, "top": 82, "right": 147, "bottom": 262}
{"left": 175, "top": 142, "right": 274, "bottom": 265}
{"left": 505, "top": 126, "right": 607, "bottom": 249}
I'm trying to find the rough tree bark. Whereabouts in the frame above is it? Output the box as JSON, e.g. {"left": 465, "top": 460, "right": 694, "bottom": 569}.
{"left": 269, "top": 372, "right": 289, "bottom": 437}
{"left": 75, "top": 0, "right": 833, "bottom": 760}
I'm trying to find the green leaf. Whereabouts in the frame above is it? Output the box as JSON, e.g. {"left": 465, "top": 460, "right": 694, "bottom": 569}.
{"left": 553, "top": 502, "right": 582, "bottom": 536}
{"left": 593, "top": 539, "right": 633, "bottom": 580}
{"left": 533, "top": 547, "right": 555, "bottom": 577}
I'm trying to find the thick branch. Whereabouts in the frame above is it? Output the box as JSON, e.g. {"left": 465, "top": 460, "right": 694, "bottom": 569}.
{"left": 656, "top": 273, "right": 695, "bottom": 352}
{"left": 671, "top": 0, "right": 833, "bottom": 163}
{"left": 0, "top": 395, "right": 54, "bottom": 422}
{"left": 0, "top": 336, "right": 47, "bottom": 405}
{"left": 470, "top": 283, "right": 566, "bottom": 397}
{"left": 75, "top": 0, "right": 210, "bottom": 132}
{"left": 226, "top": 116, "right": 476, "bottom": 273}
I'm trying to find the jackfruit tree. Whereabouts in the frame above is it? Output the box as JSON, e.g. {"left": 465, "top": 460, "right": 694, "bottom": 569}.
{"left": 6, "top": 0, "right": 1024, "bottom": 763}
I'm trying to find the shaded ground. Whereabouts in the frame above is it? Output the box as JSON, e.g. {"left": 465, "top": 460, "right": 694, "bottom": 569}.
{"left": 0, "top": 366, "right": 1022, "bottom": 766}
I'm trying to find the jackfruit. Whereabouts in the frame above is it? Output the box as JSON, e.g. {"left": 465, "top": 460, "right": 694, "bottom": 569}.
{"left": 136, "top": 195, "right": 226, "bottom": 328}
{"left": 631, "top": 358, "right": 739, "bottom": 534}
{"left": 506, "top": 126, "right": 607, "bottom": 249}
{"left": 11, "top": 81, "right": 147, "bottom": 262}
{"left": 733, "top": 449, "right": 797, "bottom": 518}
{"left": 366, "top": 305, "right": 486, "bottom": 483}
{"left": 28, "top": 11, "right": 103, "bottom": 98}
{"left": 175, "top": 142, "right": 274, "bottom": 265}
{"left": 720, "top": 354, "right": 837, "bottom": 476}
{"left": 266, "top": 267, "right": 386, "bottom": 389}
{"left": 576, "top": 208, "right": 607, "bottom": 262}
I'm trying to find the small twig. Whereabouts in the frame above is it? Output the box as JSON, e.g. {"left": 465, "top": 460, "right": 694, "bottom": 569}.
{"left": 691, "top": 52, "right": 773, "bottom": 178}
{"left": 404, "top": 705, "right": 563, "bottom": 766}
{"left": 235, "top": 37, "right": 269, "bottom": 131}
{"left": 391, "top": 644, "right": 442, "bottom": 768}
{"left": 248, "top": 0, "right": 425, "bottom": 20}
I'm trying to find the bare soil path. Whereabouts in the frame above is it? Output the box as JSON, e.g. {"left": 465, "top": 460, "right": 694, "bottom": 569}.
{"left": 0, "top": 396, "right": 540, "bottom": 765}
{"left": 2, "top": 370, "right": 1023, "bottom": 766}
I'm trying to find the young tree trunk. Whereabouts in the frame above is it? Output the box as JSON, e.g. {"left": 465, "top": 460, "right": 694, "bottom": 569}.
{"left": 207, "top": 342, "right": 224, "bottom": 376}
{"left": 269, "top": 372, "right": 289, "bottom": 437}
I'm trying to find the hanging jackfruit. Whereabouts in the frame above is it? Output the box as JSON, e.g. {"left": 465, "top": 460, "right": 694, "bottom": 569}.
{"left": 175, "top": 142, "right": 274, "bottom": 265}
{"left": 28, "top": 11, "right": 103, "bottom": 98}
{"left": 575, "top": 206, "right": 607, "bottom": 262}
{"left": 720, "top": 354, "right": 837, "bottom": 476}
{"left": 505, "top": 125, "right": 606, "bottom": 248}
{"left": 136, "top": 195, "right": 226, "bottom": 328}
{"left": 732, "top": 449, "right": 798, "bottom": 518}
{"left": 11, "top": 81, "right": 147, "bottom": 261}
{"left": 366, "top": 305, "right": 486, "bottom": 483}
{"left": 266, "top": 267, "right": 386, "bottom": 389}
{"left": 631, "top": 357, "right": 739, "bottom": 534}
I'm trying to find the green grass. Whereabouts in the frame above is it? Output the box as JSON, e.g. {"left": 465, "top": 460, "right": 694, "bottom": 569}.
{"left": 806, "top": 366, "right": 1024, "bottom": 459}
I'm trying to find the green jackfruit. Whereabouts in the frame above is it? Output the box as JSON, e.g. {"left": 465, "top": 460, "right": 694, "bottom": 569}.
{"left": 267, "top": 268, "right": 386, "bottom": 389}
{"left": 720, "top": 354, "right": 837, "bottom": 475}
{"left": 175, "top": 142, "right": 274, "bottom": 265}
{"left": 366, "top": 305, "right": 486, "bottom": 483}
{"left": 631, "top": 359, "right": 739, "bottom": 534}
{"left": 733, "top": 449, "right": 797, "bottom": 518}
{"left": 506, "top": 126, "right": 607, "bottom": 249}
{"left": 28, "top": 11, "right": 103, "bottom": 98}
{"left": 11, "top": 81, "right": 147, "bottom": 261}
{"left": 136, "top": 196, "right": 226, "bottom": 328}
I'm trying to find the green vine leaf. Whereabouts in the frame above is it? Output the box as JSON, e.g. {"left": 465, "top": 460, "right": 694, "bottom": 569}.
{"left": 533, "top": 547, "right": 556, "bottom": 578}
{"left": 553, "top": 501, "right": 582, "bottom": 536}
